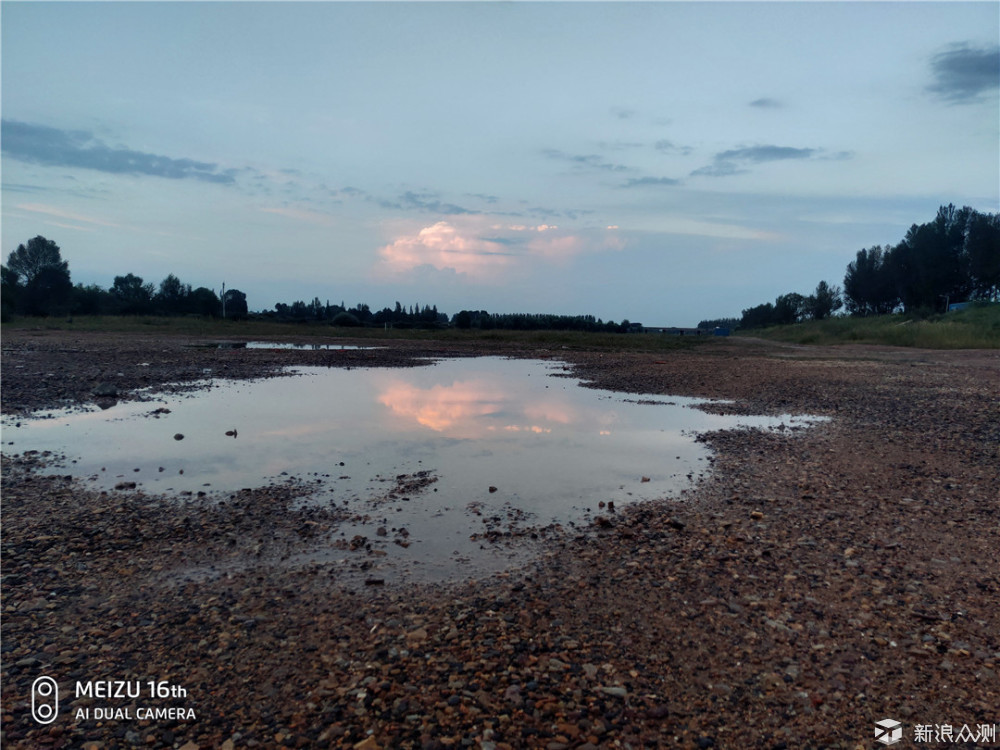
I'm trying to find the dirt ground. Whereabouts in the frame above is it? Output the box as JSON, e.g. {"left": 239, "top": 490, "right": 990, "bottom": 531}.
{"left": 2, "top": 329, "right": 998, "bottom": 749}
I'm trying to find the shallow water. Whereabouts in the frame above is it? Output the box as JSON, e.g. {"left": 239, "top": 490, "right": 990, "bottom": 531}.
{"left": 2, "top": 357, "right": 822, "bottom": 581}
{"left": 244, "top": 341, "right": 376, "bottom": 350}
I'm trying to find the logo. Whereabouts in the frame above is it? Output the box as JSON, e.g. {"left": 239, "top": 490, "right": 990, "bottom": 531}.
{"left": 31, "top": 676, "right": 59, "bottom": 724}
{"left": 875, "top": 718, "right": 903, "bottom": 746}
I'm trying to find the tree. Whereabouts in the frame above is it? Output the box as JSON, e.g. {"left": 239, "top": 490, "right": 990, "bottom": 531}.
{"left": 740, "top": 302, "right": 776, "bottom": 329}
{"left": 843, "top": 245, "right": 898, "bottom": 316}
{"left": 111, "top": 273, "right": 155, "bottom": 315}
{"left": 773, "top": 293, "right": 806, "bottom": 325}
{"left": 156, "top": 274, "right": 191, "bottom": 315}
{"left": 804, "top": 280, "right": 843, "bottom": 320}
{"left": 966, "top": 210, "right": 1000, "bottom": 301}
{"left": 888, "top": 205, "right": 973, "bottom": 312}
{"left": 7, "top": 236, "right": 68, "bottom": 286}
{"left": 188, "top": 287, "right": 221, "bottom": 316}
{"left": 1, "top": 265, "right": 20, "bottom": 320}
{"left": 698, "top": 317, "right": 740, "bottom": 331}
{"left": 6, "top": 236, "right": 72, "bottom": 316}
{"left": 72, "top": 284, "right": 114, "bottom": 316}
{"left": 223, "top": 288, "right": 248, "bottom": 319}
{"left": 331, "top": 311, "right": 361, "bottom": 326}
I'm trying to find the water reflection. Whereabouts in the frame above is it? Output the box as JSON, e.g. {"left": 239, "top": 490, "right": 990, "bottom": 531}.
{"left": 2, "top": 357, "right": 824, "bottom": 580}
{"left": 378, "top": 379, "right": 508, "bottom": 435}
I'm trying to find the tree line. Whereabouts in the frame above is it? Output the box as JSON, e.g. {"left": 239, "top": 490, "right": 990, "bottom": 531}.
{"left": 451, "top": 310, "right": 637, "bottom": 333}
{"left": 1, "top": 236, "right": 247, "bottom": 321}
{"left": 730, "top": 204, "right": 999, "bottom": 330}
{"left": 265, "top": 299, "right": 448, "bottom": 328}
{"left": 2, "top": 235, "right": 636, "bottom": 331}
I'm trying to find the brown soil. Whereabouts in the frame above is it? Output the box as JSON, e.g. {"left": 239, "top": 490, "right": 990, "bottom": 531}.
{"left": 2, "top": 329, "right": 998, "bottom": 749}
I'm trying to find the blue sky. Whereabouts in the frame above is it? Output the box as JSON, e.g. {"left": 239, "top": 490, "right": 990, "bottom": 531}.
{"left": 2, "top": 2, "right": 998, "bottom": 326}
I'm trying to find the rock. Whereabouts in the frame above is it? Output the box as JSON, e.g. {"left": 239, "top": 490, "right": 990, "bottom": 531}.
{"left": 406, "top": 627, "right": 428, "bottom": 645}
{"left": 353, "top": 736, "right": 380, "bottom": 750}
{"left": 92, "top": 383, "right": 118, "bottom": 397}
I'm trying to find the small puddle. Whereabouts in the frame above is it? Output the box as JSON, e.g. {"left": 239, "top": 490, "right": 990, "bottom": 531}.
{"left": 2, "top": 357, "right": 823, "bottom": 583}
{"left": 196, "top": 341, "right": 377, "bottom": 350}
{"left": 245, "top": 341, "right": 377, "bottom": 351}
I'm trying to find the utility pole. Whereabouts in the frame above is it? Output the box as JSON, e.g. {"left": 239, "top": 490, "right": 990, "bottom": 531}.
{"left": 221, "top": 281, "right": 226, "bottom": 319}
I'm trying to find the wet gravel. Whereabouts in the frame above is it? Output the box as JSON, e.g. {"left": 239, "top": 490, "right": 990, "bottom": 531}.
{"left": 2, "top": 330, "right": 998, "bottom": 749}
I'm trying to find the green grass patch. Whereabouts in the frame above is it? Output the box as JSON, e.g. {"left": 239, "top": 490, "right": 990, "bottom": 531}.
{"left": 742, "top": 303, "right": 1000, "bottom": 349}
{"left": 0, "top": 315, "right": 709, "bottom": 352}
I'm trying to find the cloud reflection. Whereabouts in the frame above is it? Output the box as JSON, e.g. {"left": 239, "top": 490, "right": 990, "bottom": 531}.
{"left": 377, "top": 378, "right": 579, "bottom": 438}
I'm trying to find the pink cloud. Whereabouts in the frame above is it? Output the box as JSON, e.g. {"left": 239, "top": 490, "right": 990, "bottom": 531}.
{"left": 16, "top": 202, "right": 120, "bottom": 228}
{"left": 377, "top": 221, "right": 513, "bottom": 278}
{"left": 378, "top": 379, "right": 506, "bottom": 435}
{"left": 376, "top": 219, "right": 626, "bottom": 278}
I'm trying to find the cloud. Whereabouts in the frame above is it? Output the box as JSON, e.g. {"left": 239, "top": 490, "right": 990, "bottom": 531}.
{"left": 377, "top": 221, "right": 516, "bottom": 278}
{"left": 610, "top": 106, "right": 636, "bottom": 120}
{"left": 597, "top": 140, "right": 644, "bottom": 152}
{"left": 927, "top": 43, "right": 1000, "bottom": 104}
{"left": 690, "top": 162, "right": 749, "bottom": 178}
{"left": 691, "top": 144, "right": 834, "bottom": 178}
{"left": 749, "top": 97, "right": 782, "bottom": 108}
{"left": 621, "top": 176, "right": 681, "bottom": 188}
{"left": 378, "top": 379, "right": 505, "bottom": 434}
{"left": 382, "top": 190, "right": 477, "bottom": 216}
{"left": 717, "top": 145, "right": 818, "bottom": 163}
{"left": 1, "top": 120, "right": 237, "bottom": 184}
{"left": 654, "top": 139, "right": 693, "bottom": 156}
{"left": 14, "top": 202, "right": 120, "bottom": 228}
{"left": 466, "top": 192, "right": 499, "bottom": 204}
{"left": 376, "top": 220, "right": 623, "bottom": 279}
{"left": 541, "top": 148, "right": 631, "bottom": 173}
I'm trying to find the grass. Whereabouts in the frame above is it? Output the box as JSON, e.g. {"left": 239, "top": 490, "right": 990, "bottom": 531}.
{"left": 743, "top": 302, "right": 1000, "bottom": 349}
{"left": 0, "top": 315, "right": 710, "bottom": 353}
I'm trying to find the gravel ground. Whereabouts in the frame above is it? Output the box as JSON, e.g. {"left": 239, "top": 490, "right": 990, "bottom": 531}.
{"left": 2, "top": 329, "right": 998, "bottom": 750}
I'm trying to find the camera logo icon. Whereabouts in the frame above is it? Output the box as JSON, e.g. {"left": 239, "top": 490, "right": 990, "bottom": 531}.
{"left": 31, "top": 676, "right": 59, "bottom": 724}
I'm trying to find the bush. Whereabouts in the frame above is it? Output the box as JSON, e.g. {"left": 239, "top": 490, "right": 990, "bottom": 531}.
{"left": 331, "top": 311, "right": 361, "bottom": 327}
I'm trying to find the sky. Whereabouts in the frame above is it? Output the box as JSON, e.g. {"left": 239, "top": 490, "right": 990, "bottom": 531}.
{"left": 2, "top": 2, "right": 998, "bottom": 327}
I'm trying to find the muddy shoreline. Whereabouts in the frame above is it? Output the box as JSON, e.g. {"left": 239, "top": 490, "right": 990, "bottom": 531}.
{"left": 2, "top": 330, "right": 998, "bottom": 749}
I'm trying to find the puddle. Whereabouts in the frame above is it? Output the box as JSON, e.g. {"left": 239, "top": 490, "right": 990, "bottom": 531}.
{"left": 245, "top": 341, "right": 377, "bottom": 351}
{"left": 197, "top": 341, "right": 377, "bottom": 350}
{"left": 1, "top": 357, "right": 824, "bottom": 582}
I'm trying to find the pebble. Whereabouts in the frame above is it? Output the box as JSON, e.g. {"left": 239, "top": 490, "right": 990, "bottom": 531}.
{"left": 3, "top": 332, "right": 995, "bottom": 750}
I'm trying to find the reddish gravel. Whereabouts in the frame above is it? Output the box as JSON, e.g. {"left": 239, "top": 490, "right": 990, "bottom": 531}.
{"left": 2, "top": 329, "right": 998, "bottom": 749}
